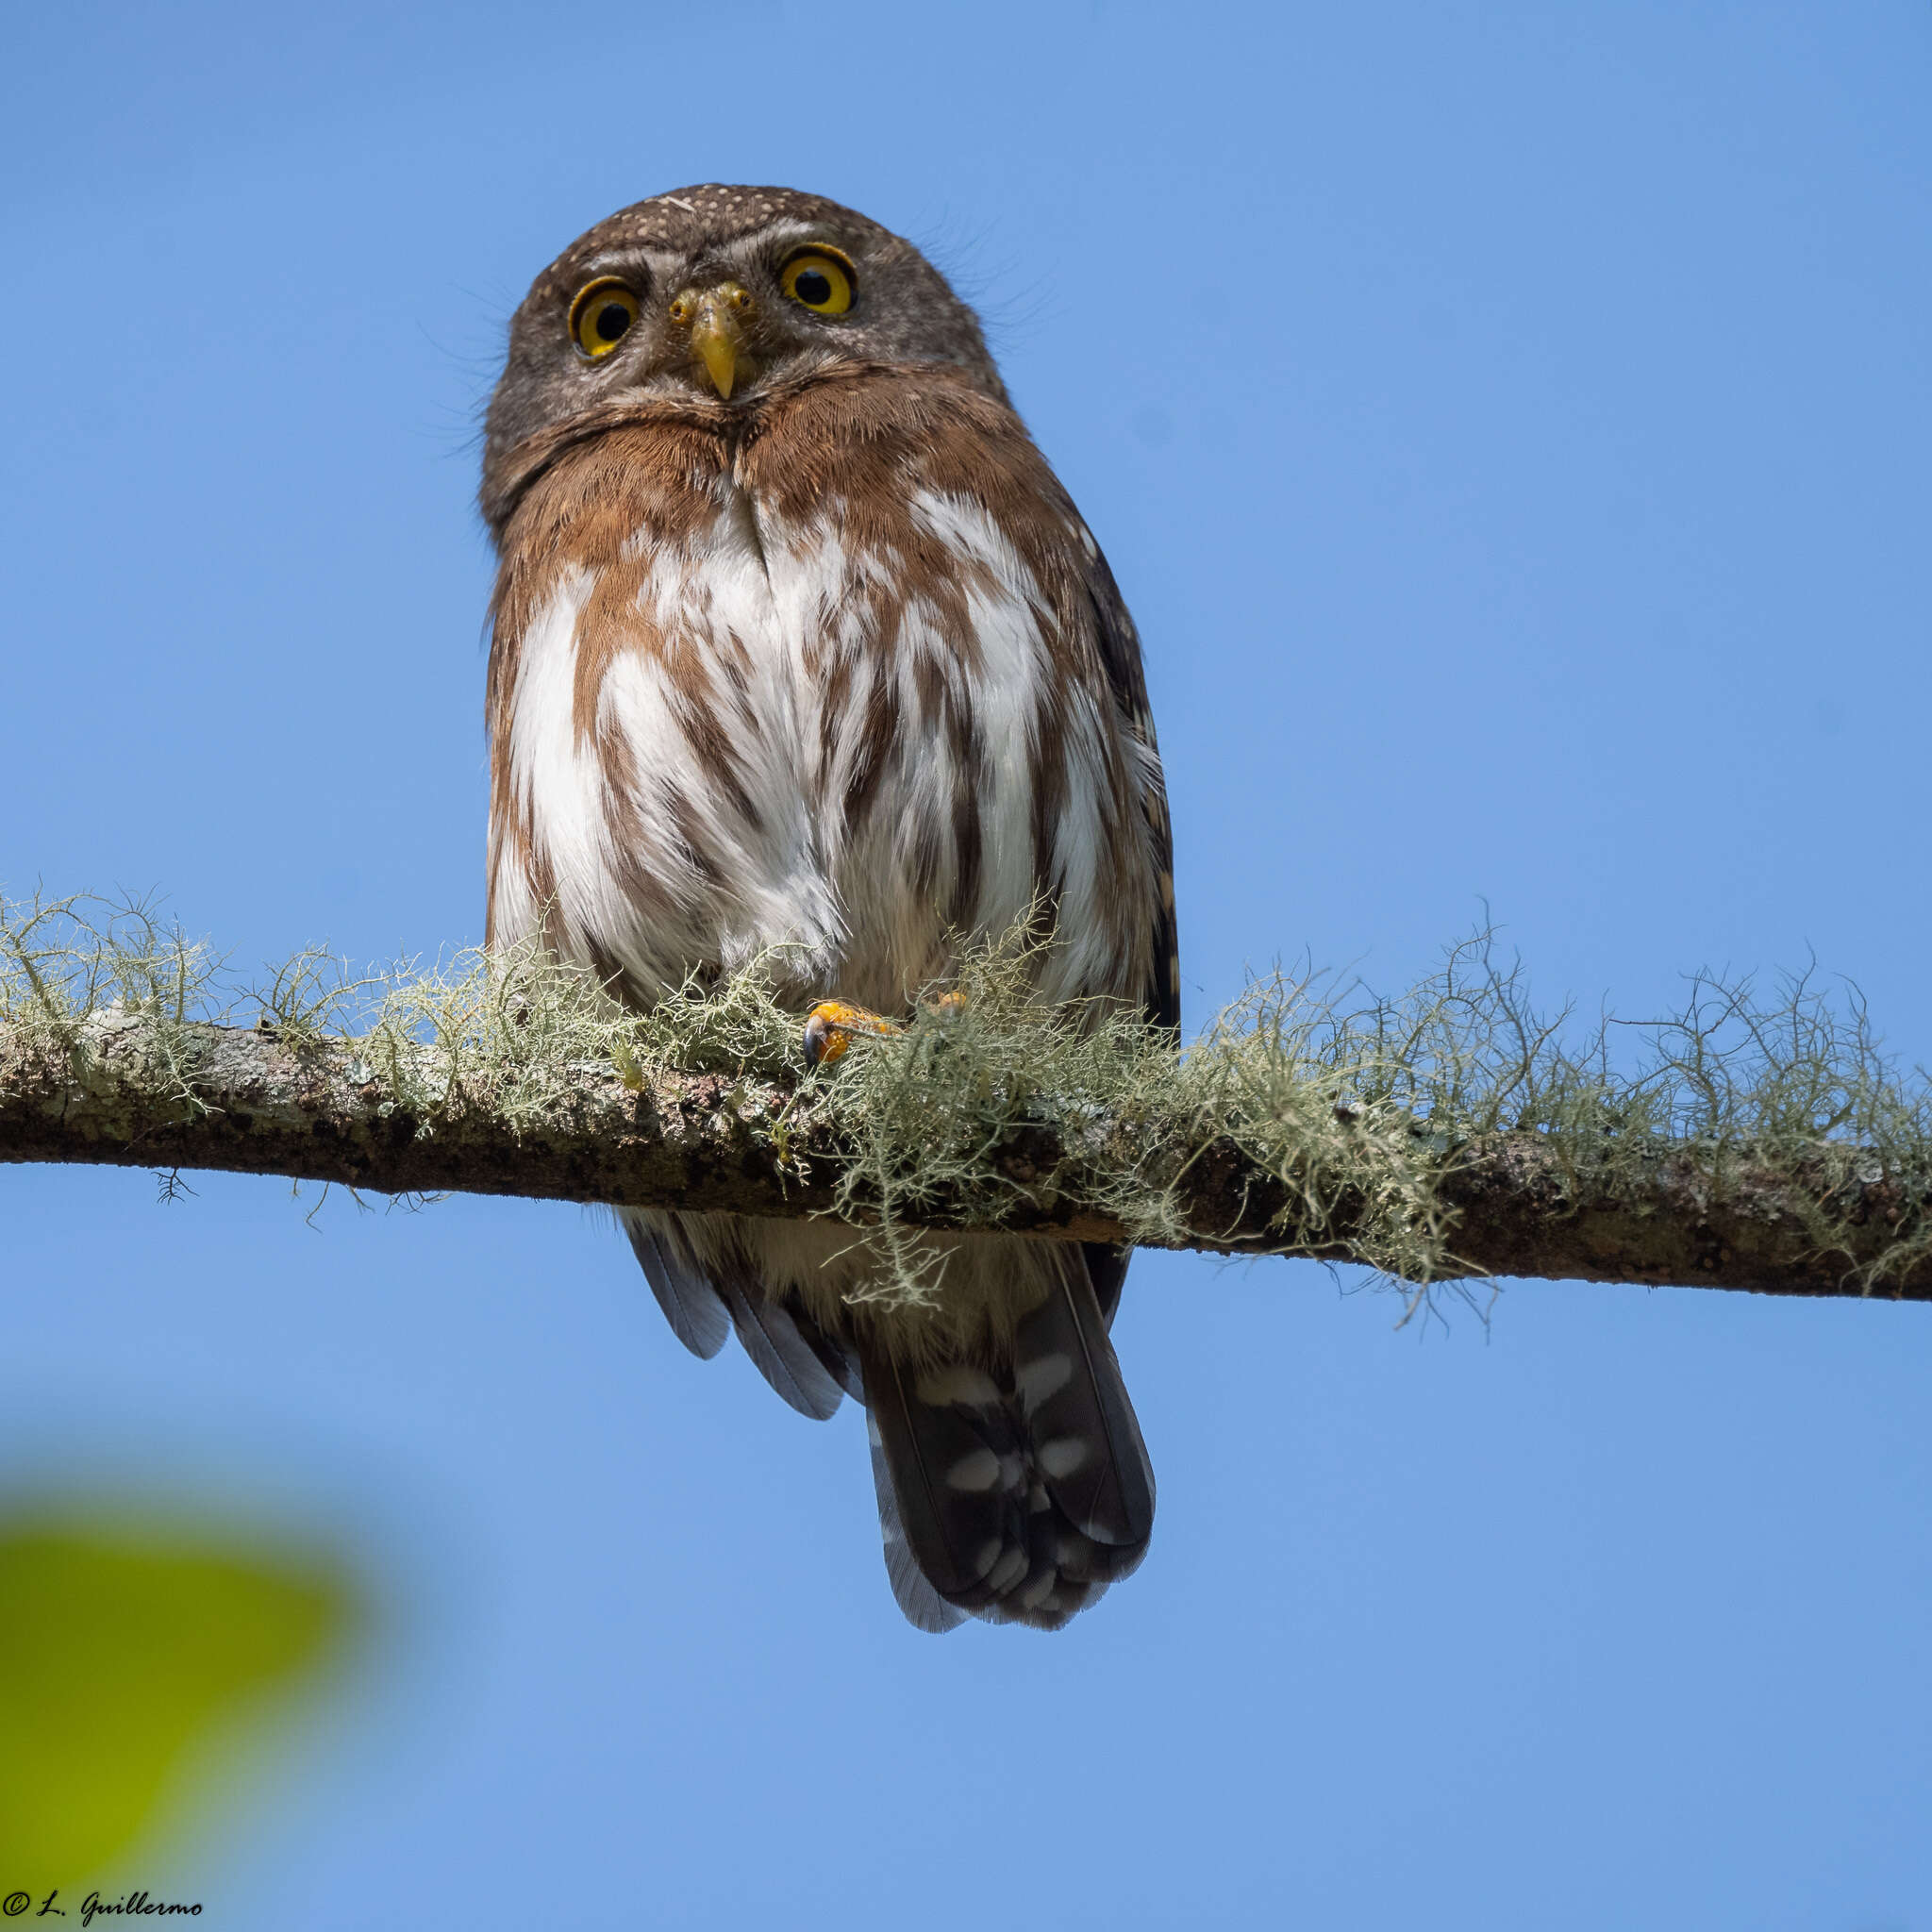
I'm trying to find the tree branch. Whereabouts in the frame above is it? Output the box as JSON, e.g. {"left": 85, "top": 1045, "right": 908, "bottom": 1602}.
{"left": 4, "top": 1010, "right": 1927, "bottom": 1303}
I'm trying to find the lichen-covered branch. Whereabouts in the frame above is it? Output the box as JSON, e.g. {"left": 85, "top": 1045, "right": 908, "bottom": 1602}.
{"left": 0, "top": 1005, "right": 1925, "bottom": 1303}
{"left": 5, "top": 891, "right": 1932, "bottom": 1308}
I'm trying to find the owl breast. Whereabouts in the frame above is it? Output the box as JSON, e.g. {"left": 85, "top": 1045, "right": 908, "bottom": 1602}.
{"left": 486, "top": 401, "right": 1138, "bottom": 1013}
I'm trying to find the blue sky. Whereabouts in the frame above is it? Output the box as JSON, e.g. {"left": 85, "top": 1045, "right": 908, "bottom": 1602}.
{"left": 4, "top": 3, "right": 1931, "bottom": 1925}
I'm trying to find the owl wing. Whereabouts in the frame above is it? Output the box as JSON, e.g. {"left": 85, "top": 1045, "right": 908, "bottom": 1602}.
{"left": 1082, "top": 539, "right": 1181, "bottom": 1038}
{"left": 623, "top": 1208, "right": 858, "bottom": 1417}
{"left": 1075, "top": 534, "right": 1180, "bottom": 1325}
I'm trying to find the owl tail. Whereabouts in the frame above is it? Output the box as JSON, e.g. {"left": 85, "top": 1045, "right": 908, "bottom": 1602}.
{"left": 860, "top": 1250, "right": 1156, "bottom": 1633}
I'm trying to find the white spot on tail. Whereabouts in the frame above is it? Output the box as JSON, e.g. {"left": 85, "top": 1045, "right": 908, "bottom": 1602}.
{"left": 1016, "top": 1352, "right": 1074, "bottom": 1407}
{"left": 915, "top": 1366, "right": 1002, "bottom": 1408}
{"left": 986, "top": 1545, "right": 1028, "bottom": 1594}
{"left": 947, "top": 1448, "right": 1002, "bottom": 1492}
{"left": 1040, "top": 1436, "right": 1090, "bottom": 1479}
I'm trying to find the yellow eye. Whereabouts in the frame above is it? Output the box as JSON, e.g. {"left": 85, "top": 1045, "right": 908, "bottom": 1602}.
{"left": 569, "top": 278, "right": 641, "bottom": 358}
{"left": 781, "top": 250, "right": 855, "bottom": 316}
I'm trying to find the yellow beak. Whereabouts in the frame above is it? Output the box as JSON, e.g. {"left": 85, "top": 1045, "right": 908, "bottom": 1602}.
{"left": 691, "top": 301, "right": 742, "bottom": 399}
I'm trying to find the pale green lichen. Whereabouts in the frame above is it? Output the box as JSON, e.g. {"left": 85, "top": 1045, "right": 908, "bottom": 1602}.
{"left": 6, "top": 890, "right": 1931, "bottom": 1312}
{"left": 1174, "top": 938, "right": 1932, "bottom": 1314}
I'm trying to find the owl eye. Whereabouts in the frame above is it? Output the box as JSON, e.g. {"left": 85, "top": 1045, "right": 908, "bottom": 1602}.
{"left": 569, "top": 278, "right": 641, "bottom": 358}
{"left": 780, "top": 250, "right": 856, "bottom": 316}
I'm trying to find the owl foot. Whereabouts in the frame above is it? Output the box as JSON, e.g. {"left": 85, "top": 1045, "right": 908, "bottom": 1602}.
{"left": 802, "top": 1000, "right": 901, "bottom": 1067}
{"left": 802, "top": 992, "right": 968, "bottom": 1067}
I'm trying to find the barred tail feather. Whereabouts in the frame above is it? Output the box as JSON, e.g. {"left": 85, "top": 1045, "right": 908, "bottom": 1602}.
{"left": 861, "top": 1348, "right": 1034, "bottom": 1609}
{"left": 867, "top": 1407, "right": 969, "bottom": 1633}
{"left": 860, "top": 1247, "right": 1155, "bottom": 1632}
{"left": 1014, "top": 1258, "right": 1156, "bottom": 1579}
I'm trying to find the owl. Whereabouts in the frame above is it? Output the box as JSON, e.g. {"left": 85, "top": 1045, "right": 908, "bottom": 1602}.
{"left": 481, "top": 186, "right": 1179, "bottom": 1631}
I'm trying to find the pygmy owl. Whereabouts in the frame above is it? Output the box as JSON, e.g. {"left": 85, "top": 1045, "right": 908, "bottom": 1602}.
{"left": 481, "top": 186, "right": 1178, "bottom": 1630}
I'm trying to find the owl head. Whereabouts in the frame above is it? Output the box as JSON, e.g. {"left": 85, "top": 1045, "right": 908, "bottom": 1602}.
{"left": 481, "top": 185, "right": 1004, "bottom": 533}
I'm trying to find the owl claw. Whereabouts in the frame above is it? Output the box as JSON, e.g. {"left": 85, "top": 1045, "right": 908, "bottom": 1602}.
{"left": 801, "top": 992, "right": 973, "bottom": 1066}
{"left": 803, "top": 1000, "right": 901, "bottom": 1067}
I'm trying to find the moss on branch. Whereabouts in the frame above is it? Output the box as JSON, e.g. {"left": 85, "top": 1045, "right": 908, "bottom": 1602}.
{"left": 5, "top": 891, "right": 1932, "bottom": 1313}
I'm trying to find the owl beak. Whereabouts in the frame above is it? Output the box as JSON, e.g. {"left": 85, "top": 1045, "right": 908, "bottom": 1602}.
{"left": 689, "top": 290, "right": 749, "bottom": 400}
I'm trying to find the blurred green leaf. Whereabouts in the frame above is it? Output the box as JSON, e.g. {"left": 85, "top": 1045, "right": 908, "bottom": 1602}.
{"left": 0, "top": 1521, "right": 351, "bottom": 1885}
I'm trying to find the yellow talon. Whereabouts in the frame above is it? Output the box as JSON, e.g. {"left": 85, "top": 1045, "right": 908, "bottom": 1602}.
{"left": 801, "top": 991, "right": 971, "bottom": 1066}
{"left": 803, "top": 1000, "right": 902, "bottom": 1067}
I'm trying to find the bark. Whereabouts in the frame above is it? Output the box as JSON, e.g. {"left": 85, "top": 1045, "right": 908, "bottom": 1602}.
{"left": 1, "top": 1011, "right": 1926, "bottom": 1302}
